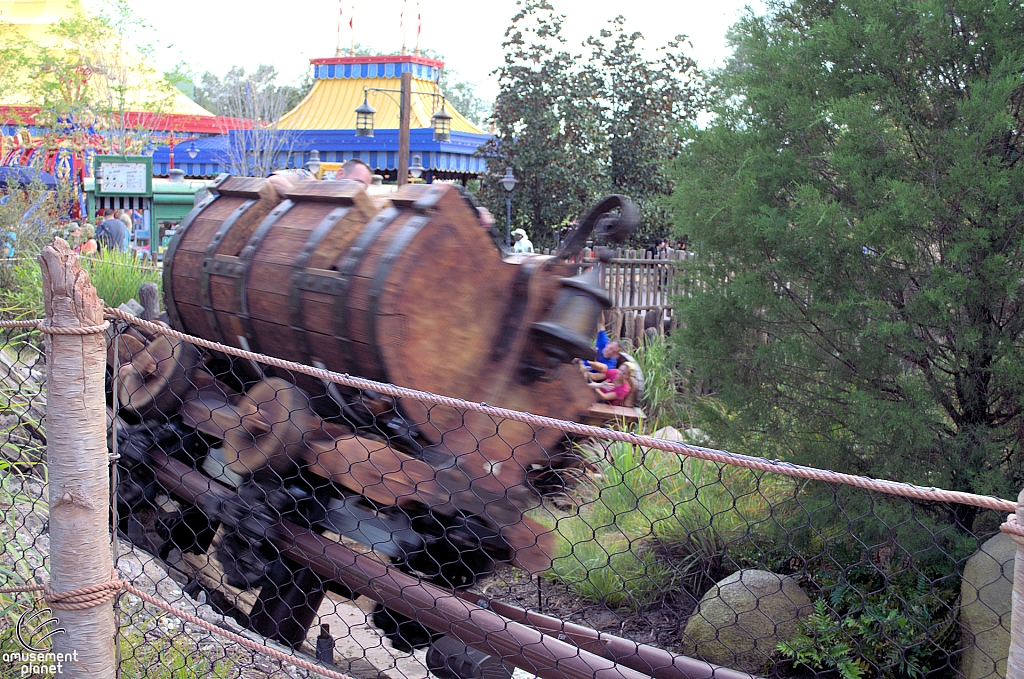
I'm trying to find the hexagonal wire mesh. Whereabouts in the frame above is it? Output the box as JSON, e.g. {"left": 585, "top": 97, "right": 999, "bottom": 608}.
{"left": 1, "top": 312, "right": 1019, "bottom": 679}
{"left": 0, "top": 322, "right": 53, "bottom": 666}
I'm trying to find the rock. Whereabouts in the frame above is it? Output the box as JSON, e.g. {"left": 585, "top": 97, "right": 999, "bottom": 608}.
{"left": 119, "top": 298, "right": 145, "bottom": 317}
{"left": 651, "top": 426, "right": 684, "bottom": 442}
{"left": 960, "top": 532, "right": 1014, "bottom": 679}
{"left": 681, "top": 569, "right": 812, "bottom": 673}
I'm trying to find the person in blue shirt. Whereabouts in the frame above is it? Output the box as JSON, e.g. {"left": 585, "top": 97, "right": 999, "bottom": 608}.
{"left": 581, "top": 321, "right": 623, "bottom": 381}
{"left": 95, "top": 209, "right": 129, "bottom": 251}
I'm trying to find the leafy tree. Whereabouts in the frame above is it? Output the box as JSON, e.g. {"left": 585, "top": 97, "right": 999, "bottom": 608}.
{"left": 14, "top": 0, "right": 177, "bottom": 154}
{"left": 0, "top": 22, "right": 32, "bottom": 104}
{"left": 190, "top": 65, "right": 297, "bottom": 176}
{"left": 192, "top": 65, "right": 308, "bottom": 118}
{"left": 585, "top": 17, "right": 703, "bottom": 239}
{"left": 668, "top": 0, "right": 1024, "bottom": 525}
{"left": 479, "top": 0, "right": 608, "bottom": 248}
{"left": 415, "top": 48, "right": 492, "bottom": 130}
{"left": 440, "top": 77, "right": 490, "bottom": 129}
{"left": 481, "top": 2, "right": 703, "bottom": 247}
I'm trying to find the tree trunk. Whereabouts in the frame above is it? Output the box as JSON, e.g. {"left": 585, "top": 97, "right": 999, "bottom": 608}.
{"left": 40, "top": 238, "right": 115, "bottom": 679}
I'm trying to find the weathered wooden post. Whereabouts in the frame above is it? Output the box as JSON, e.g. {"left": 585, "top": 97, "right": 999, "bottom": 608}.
{"left": 40, "top": 238, "right": 116, "bottom": 679}
{"left": 1007, "top": 489, "right": 1024, "bottom": 679}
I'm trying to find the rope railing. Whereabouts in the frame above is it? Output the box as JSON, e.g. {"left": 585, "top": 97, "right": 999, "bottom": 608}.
{"left": 0, "top": 575, "right": 357, "bottom": 679}
{"left": 104, "top": 307, "right": 1017, "bottom": 514}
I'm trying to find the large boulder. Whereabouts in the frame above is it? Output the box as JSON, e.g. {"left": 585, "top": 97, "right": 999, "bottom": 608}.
{"left": 681, "top": 569, "right": 812, "bottom": 673}
{"left": 960, "top": 532, "right": 1015, "bottom": 679}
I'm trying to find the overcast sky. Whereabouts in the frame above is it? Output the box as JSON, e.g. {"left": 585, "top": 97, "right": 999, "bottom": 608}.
{"left": 114, "top": 0, "right": 766, "bottom": 103}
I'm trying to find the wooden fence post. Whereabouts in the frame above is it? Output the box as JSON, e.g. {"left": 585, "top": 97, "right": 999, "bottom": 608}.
{"left": 1009, "top": 488, "right": 1024, "bottom": 679}
{"left": 40, "top": 238, "right": 116, "bottom": 679}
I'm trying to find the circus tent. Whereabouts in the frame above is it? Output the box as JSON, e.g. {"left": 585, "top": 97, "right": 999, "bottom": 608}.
{"left": 153, "top": 54, "right": 492, "bottom": 183}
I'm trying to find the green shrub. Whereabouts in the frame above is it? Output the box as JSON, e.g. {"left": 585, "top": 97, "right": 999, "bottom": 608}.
{"left": 549, "top": 440, "right": 795, "bottom": 607}
{"left": 777, "top": 600, "right": 866, "bottom": 679}
{"left": 778, "top": 572, "right": 958, "bottom": 679}
{"left": 0, "top": 259, "right": 45, "bottom": 319}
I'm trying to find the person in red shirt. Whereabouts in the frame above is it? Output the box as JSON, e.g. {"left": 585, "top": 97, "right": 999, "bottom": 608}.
{"left": 591, "top": 363, "right": 633, "bottom": 407}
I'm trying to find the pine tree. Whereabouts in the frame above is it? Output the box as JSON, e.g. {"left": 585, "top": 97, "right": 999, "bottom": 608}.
{"left": 669, "top": 0, "right": 1024, "bottom": 523}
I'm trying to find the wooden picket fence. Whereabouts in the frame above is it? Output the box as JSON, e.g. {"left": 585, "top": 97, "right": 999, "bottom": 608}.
{"left": 536, "top": 247, "right": 695, "bottom": 346}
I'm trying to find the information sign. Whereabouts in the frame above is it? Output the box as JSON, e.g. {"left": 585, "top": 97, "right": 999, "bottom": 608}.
{"left": 94, "top": 155, "right": 153, "bottom": 197}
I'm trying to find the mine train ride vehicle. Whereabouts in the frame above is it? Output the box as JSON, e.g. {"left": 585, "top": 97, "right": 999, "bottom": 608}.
{"left": 108, "top": 174, "right": 638, "bottom": 673}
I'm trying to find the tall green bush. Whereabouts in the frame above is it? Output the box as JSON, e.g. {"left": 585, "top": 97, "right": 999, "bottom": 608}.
{"left": 668, "top": 0, "right": 1024, "bottom": 522}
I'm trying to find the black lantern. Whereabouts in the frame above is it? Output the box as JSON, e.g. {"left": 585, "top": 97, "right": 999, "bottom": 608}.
{"left": 355, "top": 95, "right": 376, "bottom": 138}
{"left": 531, "top": 266, "right": 612, "bottom": 364}
{"left": 431, "top": 104, "right": 452, "bottom": 142}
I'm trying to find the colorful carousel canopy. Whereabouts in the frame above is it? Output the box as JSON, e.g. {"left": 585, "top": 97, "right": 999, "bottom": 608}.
{"left": 0, "top": 0, "right": 238, "bottom": 133}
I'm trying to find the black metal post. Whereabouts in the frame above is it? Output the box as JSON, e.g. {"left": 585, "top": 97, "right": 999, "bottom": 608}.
{"left": 505, "top": 193, "right": 512, "bottom": 250}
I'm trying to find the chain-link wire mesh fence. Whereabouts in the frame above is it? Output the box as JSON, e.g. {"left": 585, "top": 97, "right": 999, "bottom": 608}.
{"left": 2, "top": 274, "right": 1021, "bottom": 679}
{"left": 0, "top": 321, "right": 51, "bottom": 672}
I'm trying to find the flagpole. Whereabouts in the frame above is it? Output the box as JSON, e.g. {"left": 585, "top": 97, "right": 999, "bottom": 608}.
{"left": 342, "top": 0, "right": 350, "bottom": 56}
{"left": 350, "top": 4, "right": 355, "bottom": 56}
{"left": 414, "top": 1, "right": 421, "bottom": 55}
{"left": 401, "top": 0, "right": 408, "bottom": 55}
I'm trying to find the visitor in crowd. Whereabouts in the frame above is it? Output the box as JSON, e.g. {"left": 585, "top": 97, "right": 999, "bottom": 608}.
{"left": 116, "top": 208, "right": 132, "bottom": 232}
{"left": 590, "top": 363, "right": 633, "bottom": 407}
{"left": 2, "top": 231, "right": 15, "bottom": 258}
{"left": 95, "top": 208, "right": 129, "bottom": 251}
{"left": 338, "top": 159, "right": 373, "bottom": 188}
{"left": 580, "top": 319, "right": 624, "bottom": 382}
{"left": 72, "top": 223, "right": 97, "bottom": 255}
{"left": 512, "top": 228, "right": 533, "bottom": 254}
{"left": 648, "top": 238, "right": 669, "bottom": 259}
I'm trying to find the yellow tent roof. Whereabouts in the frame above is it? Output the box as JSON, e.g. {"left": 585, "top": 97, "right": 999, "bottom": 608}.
{"left": 0, "top": 0, "right": 214, "bottom": 117}
{"left": 279, "top": 73, "right": 482, "bottom": 134}
{"left": 0, "top": 0, "right": 74, "bottom": 43}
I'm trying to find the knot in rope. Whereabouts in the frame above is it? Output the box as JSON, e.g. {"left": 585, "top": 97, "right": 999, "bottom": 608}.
{"left": 1001, "top": 513, "right": 1024, "bottom": 547}
{"left": 38, "top": 321, "right": 110, "bottom": 336}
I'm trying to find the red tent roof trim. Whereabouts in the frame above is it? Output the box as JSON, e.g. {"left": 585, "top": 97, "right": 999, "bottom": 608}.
{"left": 0, "top": 106, "right": 251, "bottom": 134}
{"left": 310, "top": 55, "right": 445, "bottom": 69}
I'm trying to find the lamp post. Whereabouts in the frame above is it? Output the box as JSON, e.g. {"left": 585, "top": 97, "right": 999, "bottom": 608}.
{"left": 306, "top": 149, "right": 321, "bottom": 177}
{"left": 167, "top": 136, "right": 196, "bottom": 171}
{"left": 355, "top": 77, "right": 452, "bottom": 185}
{"left": 398, "top": 72, "right": 412, "bottom": 186}
{"left": 410, "top": 154, "right": 424, "bottom": 180}
{"left": 500, "top": 166, "right": 517, "bottom": 250}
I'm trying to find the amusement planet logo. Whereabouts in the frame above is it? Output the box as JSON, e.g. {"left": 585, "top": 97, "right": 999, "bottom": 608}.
{"left": 2, "top": 606, "right": 77, "bottom": 676}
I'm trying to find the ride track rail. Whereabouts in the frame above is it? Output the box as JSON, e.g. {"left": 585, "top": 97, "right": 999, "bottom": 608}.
{"left": 149, "top": 449, "right": 756, "bottom": 679}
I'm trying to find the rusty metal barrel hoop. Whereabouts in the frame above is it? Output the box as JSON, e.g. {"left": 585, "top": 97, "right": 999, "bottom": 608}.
{"left": 287, "top": 206, "right": 352, "bottom": 367}
{"left": 234, "top": 200, "right": 296, "bottom": 356}
{"left": 330, "top": 206, "right": 400, "bottom": 379}
{"left": 198, "top": 198, "right": 257, "bottom": 341}
{"left": 162, "top": 193, "right": 218, "bottom": 331}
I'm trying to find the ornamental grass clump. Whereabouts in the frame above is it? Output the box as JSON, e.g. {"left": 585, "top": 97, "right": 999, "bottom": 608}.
{"left": 1, "top": 250, "right": 161, "bottom": 319}
{"left": 80, "top": 249, "right": 161, "bottom": 310}
{"left": 549, "top": 440, "right": 796, "bottom": 608}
